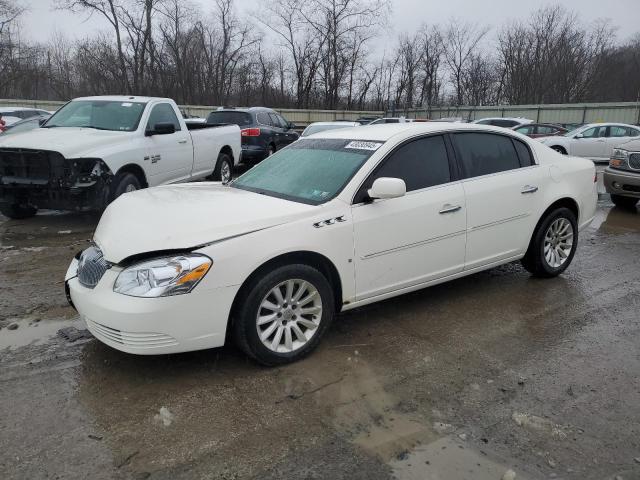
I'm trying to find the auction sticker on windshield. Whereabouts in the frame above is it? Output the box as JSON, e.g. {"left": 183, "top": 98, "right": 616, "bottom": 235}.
{"left": 344, "top": 141, "right": 383, "bottom": 151}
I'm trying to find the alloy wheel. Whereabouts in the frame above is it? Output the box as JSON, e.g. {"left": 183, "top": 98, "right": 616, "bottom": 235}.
{"left": 543, "top": 217, "right": 574, "bottom": 268}
{"left": 256, "top": 279, "right": 323, "bottom": 353}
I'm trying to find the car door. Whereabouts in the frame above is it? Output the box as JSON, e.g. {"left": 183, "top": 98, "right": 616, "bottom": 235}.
{"left": 352, "top": 135, "right": 466, "bottom": 300}
{"left": 276, "top": 114, "right": 299, "bottom": 146}
{"left": 143, "top": 103, "right": 192, "bottom": 185}
{"left": 451, "top": 132, "right": 544, "bottom": 270}
{"left": 570, "top": 125, "right": 608, "bottom": 160}
{"left": 267, "top": 113, "right": 287, "bottom": 150}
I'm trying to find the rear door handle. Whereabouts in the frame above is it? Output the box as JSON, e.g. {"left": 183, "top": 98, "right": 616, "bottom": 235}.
{"left": 521, "top": 185, "right": 538, "bottom": 194}
{"left": 178, "top": 139, "right": 188, "bottom": 144}
{"left": 439, "top": 204, "right": 462, "bottom": 214}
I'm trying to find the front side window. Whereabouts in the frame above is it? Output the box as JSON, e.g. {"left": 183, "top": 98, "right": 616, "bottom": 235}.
{"left": 452, "top": 132, "right": 521, "bottom": 178}
{"left": 354, "top": 135, "right": 451, "bottom": 203}
{"left": 146, "top": 103, "right": 181, "bottom": 132}
{"left": 537, "top": 126, "right": 556, "bottom": 135}
{"left": 232, "top": 138, "right": 380, "bottom": 205}
{"left": 580, "top": 126, "right": 607, "bottom": 138}
{"left": 44, "top": 100, "right": 146, "bottom": 132}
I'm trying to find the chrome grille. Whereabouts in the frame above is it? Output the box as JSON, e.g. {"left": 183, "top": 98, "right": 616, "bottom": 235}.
{"left": 629, "top": 153, "right": 640, "bottom": 170}
{"left": 77, "top": 246, "right": 110, "bottom": 288}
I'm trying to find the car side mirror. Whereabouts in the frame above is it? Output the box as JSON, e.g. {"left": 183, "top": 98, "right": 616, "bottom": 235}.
{"left": 38, "top": 118, "right": 47, "bottom": 126}
{"left": 575, "top": 133, "right": 583, "bottom": 139}
{"left": 288, "top": 122, "right": 296, "bottom": 130}
{"left": 367, "top": 177, "right": 406, "bottom": 200}
{"left": 147, "top": 122, "right": 175, "bottom": 136}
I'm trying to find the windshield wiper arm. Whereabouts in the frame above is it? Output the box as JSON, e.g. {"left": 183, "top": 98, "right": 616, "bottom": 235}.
{"left": 77, "top": 125, "right": 111, "bottom": 131}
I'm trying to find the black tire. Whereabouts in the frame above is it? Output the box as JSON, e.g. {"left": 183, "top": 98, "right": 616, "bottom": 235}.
{"left": 551, "top": 146, "right": 567, "bottom": 155}
{"left": 0, "top": 203, "right": 37, "bottom": 219}
{"left": 211, "top": 152, "right": 233, "bottom": 184}
{"left": 521, "top": 207, "right": 578, "bottom": 278}
{"left": 267, "top": 144, "right": 276, "bottom": 157}
{"left": 110, "top": 172, "right": 140, "bottom": 203}
{"left": 232, "top": 264, "right": 335, "bottom": 366}
{"left": 611, "top": 194, "right": 638, "bottom": 211}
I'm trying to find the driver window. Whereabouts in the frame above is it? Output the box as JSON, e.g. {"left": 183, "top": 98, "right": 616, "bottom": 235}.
{"left": 146, "top": 103, "right": 181, "bottom": 132}
{"left": 354, "top": 135, "right": 451, "bottom": 203}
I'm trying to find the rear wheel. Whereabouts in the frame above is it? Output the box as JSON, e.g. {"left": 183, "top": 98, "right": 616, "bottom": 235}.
{"left": 611, "top": 194, "right": 638, "bottom": 211}
{"left": 0, "top": 203, "right": 37, "bottom": 219}
{"left": 232, "top": 264, "right": 335, "bottom": 366}
{"left": 212, "top": 153, "right": 233, "bottom": 184}
{"left": 522, "top": 207, "right": 578, "bottom": 277}
{"left": 110, "top": 172, "right": 140, "bottom": 203}
{"left": 267, "top": 144, "right": 276, "bottom": 157}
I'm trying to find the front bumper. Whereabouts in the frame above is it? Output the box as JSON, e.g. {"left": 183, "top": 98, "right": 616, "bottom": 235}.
{"left": 603, "top": 167, "right": 640, "bottom": 198}
{"left": 65, "top": 260, "right": 238, "bottom": 355}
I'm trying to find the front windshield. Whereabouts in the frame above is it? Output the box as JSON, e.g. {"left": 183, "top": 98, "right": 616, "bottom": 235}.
{"left": 44, "top": 100, "right": 146, "bottom": 132}
{"left": 232, "top": 138, "right": 383, "bottom": 205}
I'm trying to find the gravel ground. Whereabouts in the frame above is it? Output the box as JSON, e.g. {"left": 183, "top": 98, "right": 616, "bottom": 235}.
{"left": 0, "top": 199, "right": 639, "bottom": 480}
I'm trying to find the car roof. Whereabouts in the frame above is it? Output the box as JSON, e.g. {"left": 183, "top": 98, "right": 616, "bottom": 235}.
{"left": 73, "top": 95, "right": 164, "bottom": 103}
{"left": 306, "top": 121, "right": 360, "bottom": 126}
{"left": 215, "top": 107, "right": 275, "bottom": 113}
{"left": 578, "top": 122, "right": 638, "bottom": 129}
{"left": 310, "top": 122, "right": 523, "bottom": 142}
{"left": 0, "top": 107, "right": 44, "bottom": 112}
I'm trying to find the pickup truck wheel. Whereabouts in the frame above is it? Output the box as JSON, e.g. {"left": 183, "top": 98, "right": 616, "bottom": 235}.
{"left": 212, "top": 153, "right": 233, "bottom": 184}
{"left": 232, "top": 264, "right": 335, "bottom": 366}
{"left": 110, "top": 173, "right": 140, "bottom": 203}
{"left": 611, "top": 194, "right": 638, "bottom": 210}
{"left": 521, "top": 207, "right": 578, "bottom": 277}
{"left": 0, "top": 203, "right": 37, "bottom": 219}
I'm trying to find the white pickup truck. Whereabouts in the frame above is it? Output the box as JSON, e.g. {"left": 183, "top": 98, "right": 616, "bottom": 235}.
{"left": 0, "top": 96, "right": 241, "bottom": 218}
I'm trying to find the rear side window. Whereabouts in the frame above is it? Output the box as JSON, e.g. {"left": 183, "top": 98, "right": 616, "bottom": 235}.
{"left": 355, "top": 135, "right": 451, "bottom": 203}
{"left": 492, "top": 119, "right": 518, "bottom": 128}
{"left": 207, "top": 111, "right": 252, "bottom": 126}
{"left": 256, "top": 112, "right": 271, "bottom": 125}
{"left": 515, "top": 125, "right": 534, "bottom": 135}
{"left": 512, "top": 138, "right": 534, "bottom": 166}
{"left": 452, "top": 133, "right": 521, "bottom": 178}
{"left": 146, "top": 103, "right": 181, "bottom": 131}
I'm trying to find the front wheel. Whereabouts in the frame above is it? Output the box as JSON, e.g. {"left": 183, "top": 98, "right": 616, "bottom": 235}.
{"left": 109, "top": 172, "right": 140, "bottom": 203}
{"left": 0, "top": 203, "right": 37, "bottom": 219}
{"left": 232, "top": 264, "right": 335, "bottom": 366}
{"left": 522, "top": 207, "right": 578, "bottom": 277}
{"left": 611, "top": 194, "right": 638, "bottom": 211}
{"left": 551, "top": 146, "right": 567, "bottom": 155}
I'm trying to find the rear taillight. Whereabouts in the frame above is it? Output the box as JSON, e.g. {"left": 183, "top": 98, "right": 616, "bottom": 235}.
{"left": 241, "top": 128, "right": 261, "bottom": 137}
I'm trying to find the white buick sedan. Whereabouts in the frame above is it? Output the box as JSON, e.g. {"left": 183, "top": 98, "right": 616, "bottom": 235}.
{"left": 65, "top": 123, "right": 597, "bottom": 365}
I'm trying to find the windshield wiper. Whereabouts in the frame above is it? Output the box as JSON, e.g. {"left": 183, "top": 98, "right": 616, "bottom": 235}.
{"left": 77, "top": 125, "right": 112, "bottom": 131}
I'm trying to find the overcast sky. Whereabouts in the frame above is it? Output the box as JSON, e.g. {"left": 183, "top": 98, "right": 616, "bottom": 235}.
{"left": 21, "top": 0, "right": 640, "bottom": 46}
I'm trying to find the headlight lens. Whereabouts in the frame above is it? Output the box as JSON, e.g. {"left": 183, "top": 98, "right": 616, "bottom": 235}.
{"left": 114, "top": 254, "right": 212, "bottom": 297}
{"left": 610, "top": 149, "right": 628, "bottom": 168}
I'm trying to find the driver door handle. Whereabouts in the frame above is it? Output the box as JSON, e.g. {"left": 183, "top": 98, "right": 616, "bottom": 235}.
{"left": 521, "top": 185, "right": 538, "bottom": 194}
{"left": 178, "top": 139, "right": 188, "bottom": 144}
{"left": 439, "top": 204, "right": 462, "bottom": 214}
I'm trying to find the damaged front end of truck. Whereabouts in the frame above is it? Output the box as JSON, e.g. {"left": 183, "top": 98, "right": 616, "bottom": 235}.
{"left": 0, "top": 148, "right": 114, "bottom": 212}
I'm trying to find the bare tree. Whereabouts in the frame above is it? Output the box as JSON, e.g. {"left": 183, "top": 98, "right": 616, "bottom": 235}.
{"left": 443, "top": 19, "right": 489, "bottom": 106}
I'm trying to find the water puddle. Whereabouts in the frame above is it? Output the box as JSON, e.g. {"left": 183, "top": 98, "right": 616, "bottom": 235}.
{"left": 390, "top": 436, "right": 531, "bottom": 480}
{"left": 0, "top": 317, "right": 82, "bottom": 350}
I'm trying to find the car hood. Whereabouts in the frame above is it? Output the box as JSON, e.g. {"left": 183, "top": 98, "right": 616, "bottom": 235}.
{"left": 94, "top": 183, "right": 317, "bottom": 263}
{"left": 0, "top": 127, "right": 132, "bottom": 158}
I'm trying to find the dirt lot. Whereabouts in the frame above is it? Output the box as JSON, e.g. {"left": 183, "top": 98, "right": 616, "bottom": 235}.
{"left": 0, "top": 200, "right": 639, "bottom": 480}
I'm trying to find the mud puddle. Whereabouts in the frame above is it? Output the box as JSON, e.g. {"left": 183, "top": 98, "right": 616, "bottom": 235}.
{"left": 0, "top": 317, "right": 82, "bottom": 350}
{"left": 390, "top": 436, "right": 531, "bottom": 480}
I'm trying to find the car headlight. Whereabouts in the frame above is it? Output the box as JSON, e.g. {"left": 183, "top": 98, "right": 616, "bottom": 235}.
{"left": 113, "top": 254, "right": 212, "bottom": 298}
{"left": 610, "top": 148, "right": 628, "bottom": 168}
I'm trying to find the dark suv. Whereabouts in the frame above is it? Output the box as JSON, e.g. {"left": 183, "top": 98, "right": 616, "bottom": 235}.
{"left": 206, "top": 107, "right": 298, "bottom": 164}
